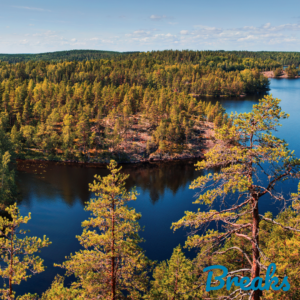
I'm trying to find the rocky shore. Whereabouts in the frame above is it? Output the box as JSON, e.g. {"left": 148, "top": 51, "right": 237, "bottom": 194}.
{"left": 261, "top": 70, "right": 300, "bottom": 79}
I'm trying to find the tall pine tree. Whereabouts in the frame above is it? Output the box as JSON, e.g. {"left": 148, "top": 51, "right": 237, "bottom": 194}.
{"left": 56, "top": 160, "right": 150, "bottom": 299}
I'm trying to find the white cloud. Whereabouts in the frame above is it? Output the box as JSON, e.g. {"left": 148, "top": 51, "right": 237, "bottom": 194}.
{"left": 124, "top": 29, "right": 178, "bottom": 45}
{"left": 238, "top": 23, "right": 300, "bottom": 33}
{"left": 126, "top": 30, "right": 152, "bottom": 38}
{"left": 237, "top": 35, "right": 258, "bottom": 42}
{"left": 284, "top": 38, "right": 297, "bottom": 42}
{"left": 178, "top": 22, "right": 300, "bottom": 47}
{"left": 33, "top": 30, "right": 57, "bottom": 38}
{"left": 117, "top": 22, "right": 300, "bottom": 49}
{"left": 0, "top": 30, "right": 88, "bottom": 53}
{"left": 12, "top": 6, "right": 51, "bottom": 12}
{"left": 2, "top": 21, "right": 300, "bottom": 53}
{"left": 101, "top": 39, "right": 114, "bottom": 44}
{"left": 180, "top": 30, "right": 189, "bottom": 35}
{"left": 193, "top": 25, "right": 223, "bottom": 34}
{"left": 150, "top": 15, "right": 167, "bottom": 21}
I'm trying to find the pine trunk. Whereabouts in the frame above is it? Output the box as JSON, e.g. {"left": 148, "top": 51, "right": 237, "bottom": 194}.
{"left": 9, "top": 233, "right": 13, "bottom": 299}
{"left": 111, "top": 198, "right": 115, "bottom": 300}
{"left": 250, "top": 129, "right": 260, "bottom": 300}
{"left": 251, "top": 195, "right": 260, "bottom": 300}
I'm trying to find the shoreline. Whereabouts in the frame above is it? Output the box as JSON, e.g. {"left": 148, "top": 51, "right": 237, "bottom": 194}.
{"left": 16, "top": 154, "right": 204, "bottom": 168}
{"left": 261, "top": 70, "right": 300, "bottom": 79}
{"left": 16, "top": 144, "right": 206, "bottom": 167}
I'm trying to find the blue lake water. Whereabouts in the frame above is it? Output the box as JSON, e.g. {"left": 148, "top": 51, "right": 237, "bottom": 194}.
{"left": 15, "top": 78, "right": 300, "bottom": 296}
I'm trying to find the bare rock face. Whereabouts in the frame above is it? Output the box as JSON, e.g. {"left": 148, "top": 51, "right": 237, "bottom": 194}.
{"left": 162, "top": 154, "right": 171, "bottom": 160}
{"left": 149, "top": 153, "right": 161, "bottom": 160}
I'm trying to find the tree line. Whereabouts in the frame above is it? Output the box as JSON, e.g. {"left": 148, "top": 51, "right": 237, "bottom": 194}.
{"left": 1, "top": 49, "right": 295, "bottom": 69}
{"left": 228, "top": 51, "right": 300, "bottom": 67}
{"left": 0, "top": 50, "right": 138, "bottom": 64}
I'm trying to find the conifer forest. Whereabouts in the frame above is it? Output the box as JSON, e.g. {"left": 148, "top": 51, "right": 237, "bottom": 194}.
{"left": 0, "top": 50, "right": 300, "bottom": 300}
{"left": 0, "top": 50, "right": 273, "bottom": 163}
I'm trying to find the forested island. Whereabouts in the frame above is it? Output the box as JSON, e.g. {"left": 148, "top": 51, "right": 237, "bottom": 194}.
{"left": 0, "top": 50, "right": 281, "bottom": 164}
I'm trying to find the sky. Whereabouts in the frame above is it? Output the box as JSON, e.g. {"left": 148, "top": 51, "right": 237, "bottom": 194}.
{"left": 1, "top": 0, "right": 300, "bottom": 53}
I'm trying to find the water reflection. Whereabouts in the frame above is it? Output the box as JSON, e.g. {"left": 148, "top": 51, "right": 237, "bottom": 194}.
{"left": 17, "top": 161, "right": 199, "bottom": 207}
{"left": 124, "top": 162, "right": 199, "bottom": 204}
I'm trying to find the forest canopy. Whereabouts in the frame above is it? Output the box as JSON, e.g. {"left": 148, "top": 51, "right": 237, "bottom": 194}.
{"left": 0, "top": 50, "right": 279, "bottom": 163}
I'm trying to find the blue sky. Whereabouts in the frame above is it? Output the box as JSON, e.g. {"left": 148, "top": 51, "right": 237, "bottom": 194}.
{"left": 1, "top": 0, "right": 300, "bottom": 53}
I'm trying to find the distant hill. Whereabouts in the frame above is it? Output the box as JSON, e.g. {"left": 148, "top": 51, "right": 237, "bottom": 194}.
{"left": 0, "top": 50, "right": 139, "bottom": 63}
{"left": 2, "top": 49, "right": 300, "bottom": 66}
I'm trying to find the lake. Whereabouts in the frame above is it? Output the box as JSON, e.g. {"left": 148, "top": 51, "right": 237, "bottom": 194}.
{"left": 15, "top": 78, "right": 300, "bottom": 296}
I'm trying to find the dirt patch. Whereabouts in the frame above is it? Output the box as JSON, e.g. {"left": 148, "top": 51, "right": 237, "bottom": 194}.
{"left": 21, "top": 120, "right": 218, "bottom": 164}
{"left": 111, "top": 120, "right": 216, "bottom": 163}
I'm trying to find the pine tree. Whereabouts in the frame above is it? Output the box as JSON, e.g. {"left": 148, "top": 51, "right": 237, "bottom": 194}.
{"left": 22, "top": 97, "right": 31, "bottom": 124}
{"left": 2, "top": 91, "right": 9, "bottom": 112}
{"left": 76, "top": 113, "right": 90, "bottom": 158}
{"left": 10, "top": 125, "right": 22, "bottom": 154}
{"left": 0, "top": 126, "right": 17, "bottom": 206}
{"left": 41, "top": 276, "right": 80, "bottom": 300}
{"left": 172, "top": 95, "right": 300, "bottom": 300}
{"left": 146, "top": 140, "right": 151, "bottom": 156}
{"left": 62, "top": 114, "right": 74, "bottom": 151}
{"left": 0, "top": 204, "right": 51, "bottom": 300}
{"left": 122, "top": 95, "right": 133, "bottom": 139}
{"left": 33, "top": 122, "right": 47, "bottom": 154}
{"left": 146, "top": 245, "right": 203, "bottom": 300}
{"left": 0, "top": 152, "right": 17, "bottom": 207}
{"left": 56, "top": 160, "right": 150, "bottom": 299}
{"left": 20, "top": 125, "right": 35, "bottom": 149}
